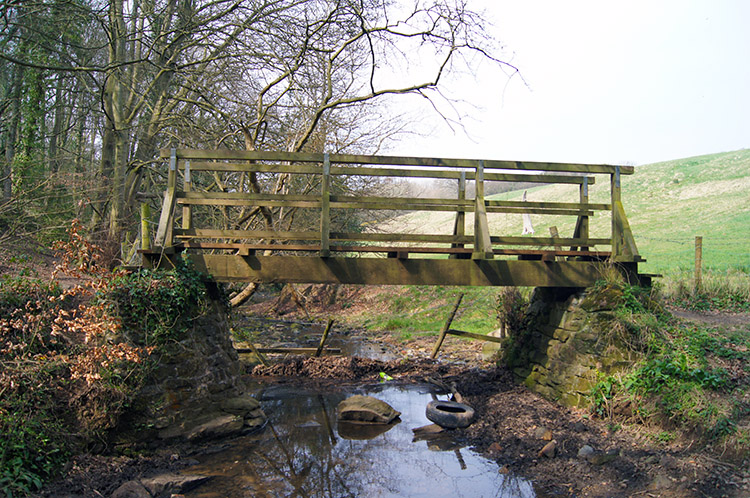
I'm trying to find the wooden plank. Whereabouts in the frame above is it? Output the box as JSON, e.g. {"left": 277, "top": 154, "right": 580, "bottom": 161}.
{"left": 572, "top": 177, "right": 590, "bottom": 251}
{"left": 162, "top": 254, "right": 612, "bottom": 287}
{"left": 162, "top": 149, "right": 634, "bottom": 175}
{"left": 315, "top": 319, "right": 334, "bottom": 357}
{"left": 473, "top": 161, "right": 493, "bottom": 259}
{"left": 181, "top": 160, "right": 192, "bottom": 230}
{"left": 237, "top": 347, "right": 342, "bottom": 355}
{"left": 154, "top": 188, "right": 176, "bottom": 247}
{"left": 184, "top": 160, "right": 597, "bottom": 185}
{"left": 320, "top": 154, "right": 331, "bottom": 257}
{"left": 175, "top": 228, "right": 321, "bottom": 240}
{"left": 444, "top": 329, "right": 505, "bottom": 344}
{"left": 177, "top": 241, "right": 611, "bottom": 258}
{"left": 611, "top": 166, "right": 622, "bottom": 256}
{"left": 613, "top": 200, "right": 639, "bottom": 259}
{"left": 486, "top": 200, "right": 610, "bottom": 211}
{"left": 450, "top": 171, "right": 466, "bottom": 258}
{"left": 174, "top": 228, "right": 610, "bottom": 248}
{"left": 430, "top": 294, "right": 464, "bottom": 359}
{"left": 140, "top": 203, "right": 151, "bottom": 251}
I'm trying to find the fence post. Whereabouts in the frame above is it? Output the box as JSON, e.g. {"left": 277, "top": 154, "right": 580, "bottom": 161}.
{"left": 611, "top": 165, "right": 621, "bottom": 258}
{"left": 320, "top": 153, "right": 331, "bottom": 257}
{"left": 140, "top": 202, "right": 151, "bottom": 251}
{"left": 154, "top": 148, "right": 177, "bottom": 247}
{"left": 695, "top": 236, "right": 703, "bottom": 293}
{"left": 472, "top": 160, "right": 493, "bottom": 259}
{"left": 450, "top": 171, "right": 466, "bottom": 258}
{"left": 182, "top": 160, "right": 192, "bottom": 230}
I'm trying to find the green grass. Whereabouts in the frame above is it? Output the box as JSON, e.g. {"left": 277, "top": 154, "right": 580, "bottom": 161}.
{"left": 388, "top": 149, "right": 750, "bottom": 275}
{"left": 352, "top": 286, "right": 503, "bottom": 339}
{"left": 589, "top": 283, "right": 750, "bottom": 457}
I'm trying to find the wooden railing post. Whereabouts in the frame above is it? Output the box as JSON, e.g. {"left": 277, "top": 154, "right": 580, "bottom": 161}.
{"left": 140, "top": 202, "right": 151, "bottom": 251}
{"left": 695, "top": 236, "right": 703, "bottom": 293}
{"left": 320, "top": 153, "right": 331, "bottom": 257}
{"left": 472, "top": 160, "right": 493, "bottom": 259}
{"left": 154, "top": 148, "right": 178, "bottom": 248}
{"left": 182, "top": 160, "right": 192, "bottom": 230}
{"left": 572, "top": 176, "right": 590, "bottom": 251}
{"left": 611, "top": 165, "right": 622, "bottom": 257}
{"left": 450, "top": 171, "right": 466, "bottom": 259}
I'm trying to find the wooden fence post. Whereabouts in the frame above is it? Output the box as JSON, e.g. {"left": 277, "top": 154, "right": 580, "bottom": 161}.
{"left": 140, "top": 202, "right": 151, "bottom": 251}
{"left": 450, "top": 171, "right": 466, "bottom": 258}
{"left": 695, "top": 236, "right": 703, "bottom": 293}
{"left": 320, "top": 153, "right": 331, "bottom": 257}
{"left": 182, "top": 160, "right": 192, "bottom": 230}
{"left": 611, "top": 165, "right": 621, "bottom": 258}
{"left": 472, "top": 160, "right": 493, "bottom": 259}
{"left": 430, "top": 294, "right": 464, "bottom": 359}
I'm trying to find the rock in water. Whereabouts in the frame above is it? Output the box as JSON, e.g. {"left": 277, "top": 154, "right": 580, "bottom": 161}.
{"left": 337, "top": 395, "right": 400, "bottom": 424}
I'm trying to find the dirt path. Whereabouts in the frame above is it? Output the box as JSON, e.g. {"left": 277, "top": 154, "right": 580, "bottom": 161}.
{"left": 669, "top": 307, "right": 750, "bottom": 328}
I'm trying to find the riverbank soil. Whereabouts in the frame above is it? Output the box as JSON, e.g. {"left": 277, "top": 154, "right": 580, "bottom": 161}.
{"left": 7, "top": 254, "right": 743, "bottom": 497}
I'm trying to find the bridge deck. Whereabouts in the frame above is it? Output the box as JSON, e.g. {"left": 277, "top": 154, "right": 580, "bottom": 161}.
{"left": 142, "top": 149, "right": 646, "bottom": 287}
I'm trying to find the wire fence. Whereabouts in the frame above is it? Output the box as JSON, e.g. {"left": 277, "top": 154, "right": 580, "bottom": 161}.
{"left": 636, "top": 235, "right": 750, "bottom": 273}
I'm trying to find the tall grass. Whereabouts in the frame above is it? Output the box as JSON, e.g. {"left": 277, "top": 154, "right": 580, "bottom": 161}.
{"left": 658, "top": 268, "right": 750, "bottom": 312}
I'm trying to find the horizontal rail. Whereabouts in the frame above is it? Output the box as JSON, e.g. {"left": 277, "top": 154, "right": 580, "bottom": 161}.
{"left": 175, "top": 192, "right": 608, "bottom": 215}
{"left": 173, "top": 228, "right": 611, "bottom": 247}
{"left": 181, "top": 160, "right": 597, "bottom": 185}
{"left": 177, "top": 241, "right": 611, "bottom": 258}
{"left": 162, "top": 148, "right": 634, "bottom": 175}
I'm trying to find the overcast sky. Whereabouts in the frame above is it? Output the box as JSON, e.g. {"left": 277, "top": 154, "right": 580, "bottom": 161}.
{"left": 388, "top": 0, "right": 750, "bottom": 166}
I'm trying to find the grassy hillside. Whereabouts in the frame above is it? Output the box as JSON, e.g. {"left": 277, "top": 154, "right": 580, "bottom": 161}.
{"left": 388, "top": 149, "right": 750, "bottom": 274}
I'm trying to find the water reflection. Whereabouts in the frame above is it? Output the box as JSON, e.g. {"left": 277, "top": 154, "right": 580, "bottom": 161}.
{"left": 183, "top": 384, "right": 535, "bottom": 498}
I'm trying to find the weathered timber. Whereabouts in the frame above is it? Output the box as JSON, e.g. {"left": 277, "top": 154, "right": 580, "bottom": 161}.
{"left": 431, "top": 294, "right": 464, "bottom": 359}
{"left": 236, "top": 346, "right": 342, "bottom": 355}
{"left": 443, "top": 329, "right": 505, "bottom": 344}
{"left": 148, "top": 253, "right": 619, "bottom": 287}
{"left": 183, "top": 161, "right": 597, "bottom": 185}
{"left": 149, "top": 148, "right": 646, "bottom": 286}
{"left": 162, "top": 149, "right": 634, "bottom": 175}
{"left": 175, "top": 241, "right": 611, "bottom": 259}
{"left": 315, "top": 319, "right": 334, "bottom": 357}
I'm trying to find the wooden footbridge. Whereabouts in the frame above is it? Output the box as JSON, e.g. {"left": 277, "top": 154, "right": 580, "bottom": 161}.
{"left": 141, "top": 149, "right": 647, "bottom": 287}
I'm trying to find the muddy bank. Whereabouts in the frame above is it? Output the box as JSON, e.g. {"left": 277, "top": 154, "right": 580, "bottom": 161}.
{"left": 42, "top": 356, "right": 748, "bottom": 497}
{"left": 251, "top": 358, "right": 748, "bottom": 498}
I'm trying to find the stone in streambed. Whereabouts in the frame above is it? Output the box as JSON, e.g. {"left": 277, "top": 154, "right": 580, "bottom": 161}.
{"left": 337, "top": 395, "right": 400, "bottom": 424}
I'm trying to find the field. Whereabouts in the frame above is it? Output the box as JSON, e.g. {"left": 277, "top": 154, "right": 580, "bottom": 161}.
{"left": 389, "top": 149, "right": 750, "bottom": 275}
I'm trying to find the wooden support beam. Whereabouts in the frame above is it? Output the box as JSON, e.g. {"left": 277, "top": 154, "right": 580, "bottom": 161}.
{"left": 161, "top": 148, "right": 634, "bottom": 175}
{"left": 431, "top": 294, "right": 464, "bottom": 359}
{"left": 473, "top": 161, "right": 493, "bottom": 259}
{"left": 247, "top": 347, "right": 342, "bottom": 355}
{"left": 182, "top": 161, "right": 597, "bottom": 185}
{"left": 315, "top": 319, "right": 334, "bottom": 357}
{"left": 320, "top": 153, "right": 331, "bottom": 257}
{"left": 151, "top": 254, "right": 614, "bottom": 287}
{"left": 450, "top": 171, "right": 466, "bottom": 258}
{"left": 444, "top": 329, "right": 505, "bottom": 344}
{"left": 154, "top": 148, "right": 177, "bottom": 247}
{"left": 181, "top": 160, "right": 192, "bottom": 230}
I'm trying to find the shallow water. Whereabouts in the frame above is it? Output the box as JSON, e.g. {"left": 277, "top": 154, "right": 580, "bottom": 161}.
{"left": 236, "top": 316, "right": 400, "bottom": 361}
{"left": 182, "top": 383, "right": 535, "bottom": 498}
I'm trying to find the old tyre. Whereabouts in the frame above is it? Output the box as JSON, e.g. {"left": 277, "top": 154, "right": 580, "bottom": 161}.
{"left": 425, "top": 400, "right": 475, "bottom": 429}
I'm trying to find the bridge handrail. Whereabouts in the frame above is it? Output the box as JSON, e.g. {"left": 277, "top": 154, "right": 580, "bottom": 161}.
{"left": 151, "top": 149, "right": 640, "bottom": 262}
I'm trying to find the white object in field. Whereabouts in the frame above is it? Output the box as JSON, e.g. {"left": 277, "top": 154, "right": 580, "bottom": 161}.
{"left": 522, "top": 191, "right": 535, "bottom": 235}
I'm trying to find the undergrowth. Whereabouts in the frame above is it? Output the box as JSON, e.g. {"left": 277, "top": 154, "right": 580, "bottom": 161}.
{"left": 590, "top": 281, "right": 750, "bottom": 458}
{"left": 660, "top": 268, "right": 750, "bottom": 312}
{"left": 0, "top": 221, "right": 210, "bottom": 496}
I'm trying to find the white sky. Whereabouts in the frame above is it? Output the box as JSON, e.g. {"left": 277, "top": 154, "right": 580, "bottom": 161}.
{"left": 388, "top": 0, "right": 750, "bottom": 166}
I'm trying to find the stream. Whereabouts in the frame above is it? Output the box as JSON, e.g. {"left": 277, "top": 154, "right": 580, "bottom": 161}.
{"left": 180, "top": 382, "right": 535, "bottom": 498}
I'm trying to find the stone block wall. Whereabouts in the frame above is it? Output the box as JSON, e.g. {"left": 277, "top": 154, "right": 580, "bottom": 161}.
{"left": 504, "top": 286, "right": 641, "bottom": 408}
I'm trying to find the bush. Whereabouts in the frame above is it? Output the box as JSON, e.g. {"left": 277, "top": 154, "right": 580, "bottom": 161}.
{"left": 0, "top": 222, "right": 213, "bottom": 495}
